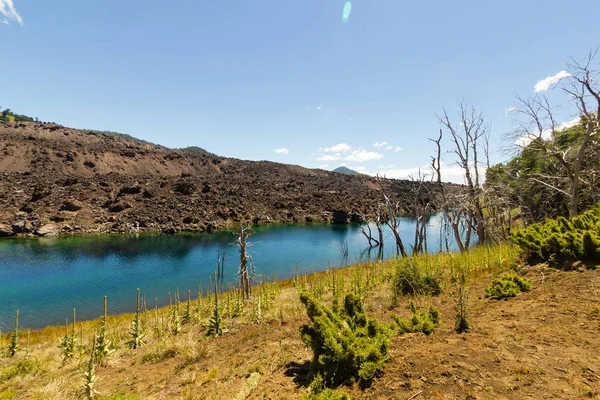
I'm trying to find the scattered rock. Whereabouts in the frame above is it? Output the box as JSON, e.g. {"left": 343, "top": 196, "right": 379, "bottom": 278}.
{"left": 0, "top": 224, "right": 14, "bottom": 237}
{"left": 83, "top": 160, "right": 96, "bottom": 168}
{"left": 350, "top": 213, "right": 363, "bottom": 223}
{"left": 31, "top": 186, "right": 51, "bottom": 202}
{"left": 174, "top": 181, "right": 196, "bottom": 195}
{"left": 19, "top": 203, "right": 34, "bottom": 213}
{"left": 60, "top": 200, "right": 83, "bottom": 212}
{"left": 36, "top": 224, "right": 59, "bottom": 237}
{"left": 119, "top": 186, "right": 141, "bottom": 196}
{"left": 333, "top": 210, "right": 349, "bottom": 224}
{"left": 12, "top": 220, "right": 33, "bottom": 233}
{"left": 108, "top": 201, "right": 132, "bottom": 213}
{"left": 63, "top": 177, "right": 79, "bottom": 187}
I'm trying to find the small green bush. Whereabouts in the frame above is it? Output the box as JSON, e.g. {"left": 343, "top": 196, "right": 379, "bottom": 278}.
{"left": 511, "top": 205, "right": 600, "bottom": 264}
{"left": 392, "top": 300, "right": 440, "bottom": 335}
{"left": 299, "top": 292, "right": 395, "bottom": 388}
{"left": 393, "top": 259, "right": 442, "bottom": 298}
{"left": 0, "top": 359, "right": 37, "bottom": 382}
{"left": 454, "top": 285, "right": 470, "bottom": 334}
{"left": 303, "top": 387, "right": 350, "bottom": 400}
{"left": 485, "top": 272, "right": 532, "bottom": 299}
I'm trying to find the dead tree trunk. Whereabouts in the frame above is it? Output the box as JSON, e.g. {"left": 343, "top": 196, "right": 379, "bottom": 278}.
{"left": 378, "top": 179, "right": 408, "bottom": 258}
{"left": 238, "top": 225, "right": 252, "bottom": 299}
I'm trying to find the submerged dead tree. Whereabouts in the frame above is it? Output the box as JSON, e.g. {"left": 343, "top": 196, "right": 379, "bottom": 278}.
{"left": 409, "top": 169, "right": 434, "bottom": 255}
{"left": 432, "top": 103, "right": 490, "bottom": 252}
{"left": 377, "top": 179, "right": 408, "bottom": 258}
{"left": 238, "top": 225, "right": 253, "bottom": 299}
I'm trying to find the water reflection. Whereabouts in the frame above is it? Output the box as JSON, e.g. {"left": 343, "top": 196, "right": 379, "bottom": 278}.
{"left": 0, "top": 215, "right": 455, "bottom": 330}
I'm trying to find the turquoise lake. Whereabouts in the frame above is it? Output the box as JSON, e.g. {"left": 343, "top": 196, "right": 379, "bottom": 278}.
{"left": 0, "top": 215, "right": 453, "bottom": 330}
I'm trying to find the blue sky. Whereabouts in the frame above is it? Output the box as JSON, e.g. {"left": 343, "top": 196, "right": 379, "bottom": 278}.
{"left": 2, "top": 0, "right": 599, "bottom": 181}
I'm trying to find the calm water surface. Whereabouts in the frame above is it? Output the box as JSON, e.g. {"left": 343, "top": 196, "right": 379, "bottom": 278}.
{"left": 0, "top": 215, "right": 453, "bottom": 330}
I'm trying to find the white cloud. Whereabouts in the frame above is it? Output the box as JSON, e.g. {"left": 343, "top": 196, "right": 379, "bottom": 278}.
{"left": 385, "top": 145, "right": 393, "bottom": 150}
{"left": 345, "top": 150, "right": 384, "bottom": 162}
{"left": 373, "top": 141, "right": 388, "bottom": 147}
{"left": 515, "top": 117, "right": 581, "bottom": 147}
{"left": 322, "top": 143, "right": 352, "bottom": 153}
{"left": 274, "top": 148, "right": 290, "bottom": 154}
{"left": 505, "top": 106, "right": 517, "bottom": 115}
{"left": 317, "top": 154, "right": 342, "bottom": 162}
{"left": 374, "top": 162, "right": 485, "bottom": 184}
{"left": 0, "top": 0, "right": 22, "bottom": 25}
{"left": 352, "top": 166, "right": 367, "bottom": 172}
{"left": 534, "top": 70, "right": 572, "bottom": 93}
{"left": 559, "top": 117, "right": 580, "bottom": 130}
{"left": 316, "top": 105, "right": 323, "bottom": 111}
{"left": 394, "top": 146, "right": 403, "bottom": 153}
{"left": 318, "top": 164, "right": 329, "bottom": 169}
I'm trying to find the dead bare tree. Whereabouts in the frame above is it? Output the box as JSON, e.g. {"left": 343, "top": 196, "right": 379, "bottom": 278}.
{"left": 431, "top": 102, "right": 490, "bottom": 251}
{"left": 360, "top": 223, "right": 380, "bottom": 248}
{"left": 377, "top": 178, "right": 408, "bottom": 258}
{"left": 512, "top": 50, "right": 600, "bottom": 218}
{"left": 238, "top": 225, "right": 253, "bottom": 299}
{"left": 408, "top": 169, "right": 434, "bottom": 255}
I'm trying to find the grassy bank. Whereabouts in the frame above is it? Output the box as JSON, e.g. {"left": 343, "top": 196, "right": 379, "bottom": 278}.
{"left": 1, "top": 243, "right": 599, "bottom": 399}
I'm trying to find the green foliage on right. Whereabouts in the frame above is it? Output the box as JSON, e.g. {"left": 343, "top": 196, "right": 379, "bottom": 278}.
{"left": 511, "top": 205, "right": 600, "bottom": 264}
{"left": 485, "top": 272, "right": 532, "bottom": 299}
{"left": 299, "top": 291, "right": 395, "bottom": 388}
{"left": 392, "top": 300, "right": 440, "bottom": 335}
{"left": 393, "top": 258, "right": 442, "bottom": 298}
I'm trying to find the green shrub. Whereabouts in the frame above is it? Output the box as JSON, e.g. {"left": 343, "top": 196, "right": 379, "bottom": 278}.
{"left": 0, "top": 359, "right": 37, "bottom": 382}
{"left": 140, "top": 348, "right": 178, "bottom": 364}
{"left": 392, "top": 300, "right": 440, "bottom": 335}
{"left": 393, "top": 259, "right": 442, "bottom": 298}
{"left": 303, "top": 387, "right": 350, "bottom": 400}
{"left": 299, "top": 292, "right": 394, "bottom": 388}
{"left": 454, "top": 285, "right": 470, "bottom": 334}
{"left": 511, "top": 205, "right": 600, "bottom": 264}
{"left": 485, "top": 272, "right": 532, "bottom": 299}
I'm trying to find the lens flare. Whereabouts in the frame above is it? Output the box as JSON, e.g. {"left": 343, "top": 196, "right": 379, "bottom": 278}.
{"left": 342, "top": 1, "right": 352, "bottom": 22}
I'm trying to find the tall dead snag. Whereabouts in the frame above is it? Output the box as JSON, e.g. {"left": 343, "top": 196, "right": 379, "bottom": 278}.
{"left": 377, "top": 178, "right": 408, "bottom": 258}
{"left": 513, "top": 50, "right": 600, "bottom": 218}
{"left": 409, "top": 169, "right": 433, "bottom": 255}
{"left": 431, "top": 102, "right": 490, "bottom": 252}
{"left": 238, "top": 225, "right": 252, "bottom": 299}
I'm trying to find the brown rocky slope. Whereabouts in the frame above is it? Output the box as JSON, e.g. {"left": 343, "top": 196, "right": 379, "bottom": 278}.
{"left": 0, "top": 121, "right": 437, "bottom": 237}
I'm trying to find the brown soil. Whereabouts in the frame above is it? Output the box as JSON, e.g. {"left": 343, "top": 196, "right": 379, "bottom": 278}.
{"left": 0, "top": 121, "right": 439, "bottom": 237}
{"left": 3, "top": 261, "right": 597, "bottom": 400}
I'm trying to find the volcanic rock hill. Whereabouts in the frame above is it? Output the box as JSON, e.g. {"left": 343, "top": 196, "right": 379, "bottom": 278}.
{"left": 0, "top": 121, "right": 437, "bottom": 237}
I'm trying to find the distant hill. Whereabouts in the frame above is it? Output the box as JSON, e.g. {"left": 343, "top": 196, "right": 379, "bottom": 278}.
{"left": 333, "top": 166, "right": 361, "bottom": 175}
{"left": 181, "top": 146, "right": 216, "bottom": 158}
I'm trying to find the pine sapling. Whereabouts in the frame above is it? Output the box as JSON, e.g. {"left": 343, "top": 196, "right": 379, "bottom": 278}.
{"left": 169, "top": 291, "right": 181, "bottom": 335}
{"left": 8, "top": 310, "right": 19, "bottom": 357}
{"left": 252, "top": 290, "right": 262, "bottom": 324}
{"left": 127, "top": 288, "right": 146, "bottom": 349}
{"left": 95, "top": 296, "right": 114, "bottom": 365}
{"left": 455, "top": 284, "right": 470, "bottom": 333}
{"left": 183, "top": 289, "right": 193, "bottom": 324}
{"left": 206, "top": 272, "right": 224, "bottom": 337}
{"left": 59, "top": 308, "right": 77, "bottom": 362}
{"left": 83, "top": 332, "right": 99, "bottom": 400}
{"left": 195, "top": 283, "right": 203, "bottom": 322}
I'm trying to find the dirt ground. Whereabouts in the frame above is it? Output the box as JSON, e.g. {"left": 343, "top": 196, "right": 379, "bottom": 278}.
{"left": 1, "top": 261, "right": 599, "bottom": 400}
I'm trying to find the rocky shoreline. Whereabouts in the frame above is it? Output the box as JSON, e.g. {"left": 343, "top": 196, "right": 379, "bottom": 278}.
{"left": 0, "top": 121, "right": 440, "bottom": 238}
